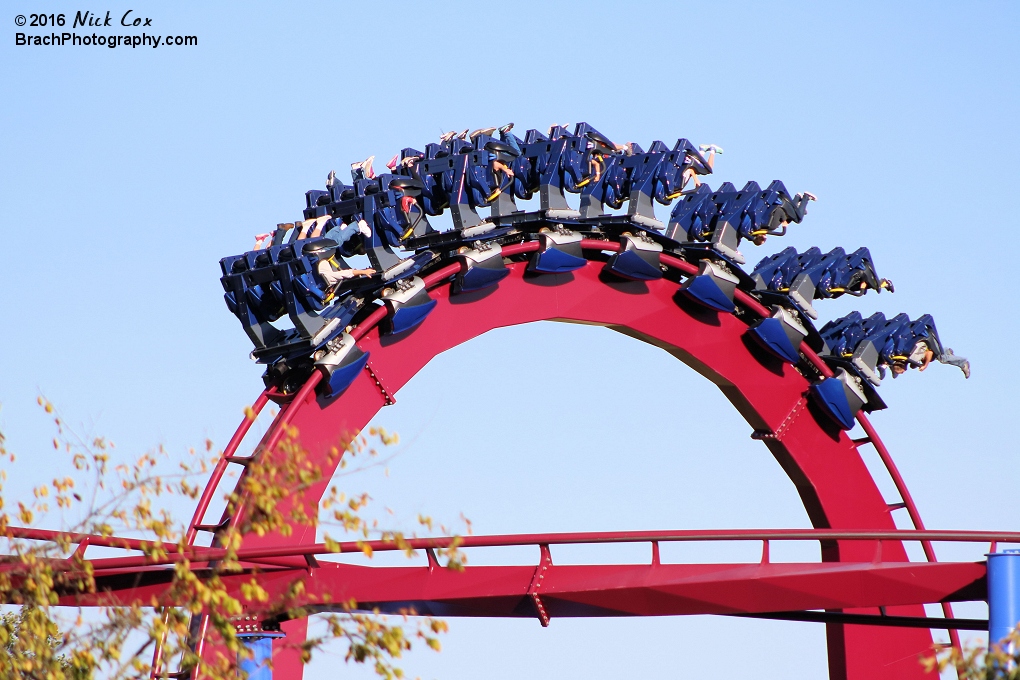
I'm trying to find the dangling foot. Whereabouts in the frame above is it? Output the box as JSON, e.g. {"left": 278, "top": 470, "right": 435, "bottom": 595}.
{"left": 470, "top": 127, "right": 497, "bottom": 141}
{"left": 879, "top": 278, "right": 894, "bottom": 293}
{"left": 297, "top": 218, "right": 317, "bottom": 240}
{"left": 498, "top": 122, "right": 514, "bottom": 135}
{"left": 941, "top": 349, "right": 971, "bottom": 379}
{"left": 351, "top": 156, "right": 376, "bottom": 180}
{"left": 960, "top": 359, "right": 971, "bottom": 379}
{"left": 386, "top": 154, "right": 400, "bottom": 171}
{"left": 326, "top": 169, "right": 337, "bottom": 187}
{"left": 699, "top": 144, "right": 724, "bottom": 155}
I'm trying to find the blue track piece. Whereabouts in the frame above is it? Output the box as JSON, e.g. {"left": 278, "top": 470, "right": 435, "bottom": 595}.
{"left": 323, "top": 350, "right": 368, "bottom": 398}
{"left": 529, "top": 228, "right": 587, "bottom": 274}
{"left": 457, "top": 264, "right": 510, "bottom": 292}
{"left": 605, "top": 232, "right": 663, "bottom": 281}
{"left": 681, "top": 274, "right": 736, "bottom": 312}
{"left": 811, "top": 376, "right": 858, "bottom": 429}
{"left": 749, "top": 317, "right": 802, "bottom": 363}
{"left": 387, "top": 299, "right": 437, "bottom": 335}
{"left": 605, "top": 249, "right": 662, "bottom": 281}
{"left": 679, "top": 260, "right": 739, "bottom": 312}
{"left": 530, "top": 246, "right": 587, "bottom": 273}
{"left": 455, "top": 245, "right": 509, "bottom": 294}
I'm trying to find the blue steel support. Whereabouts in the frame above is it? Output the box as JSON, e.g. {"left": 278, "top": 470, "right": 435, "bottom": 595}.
{"left": 988, "top": 550, "right": 1020, "bottom": 649}
{"left": 237, "top": 633, "right": 284, "bottom": 679}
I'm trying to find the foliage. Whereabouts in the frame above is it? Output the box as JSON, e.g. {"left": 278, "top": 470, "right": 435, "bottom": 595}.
{"left": 0, "top": 397, "right": 461, "bottom": 679}
{"left": 928, "top": 630, "right": 1020, "bottom": 680}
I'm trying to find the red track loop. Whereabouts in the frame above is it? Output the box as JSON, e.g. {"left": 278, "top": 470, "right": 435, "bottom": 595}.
{"left": 189, "top": 246, "right": 951, "bottom": 680}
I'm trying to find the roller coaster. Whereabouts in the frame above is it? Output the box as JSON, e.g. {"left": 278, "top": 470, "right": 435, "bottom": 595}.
{"left": 9, "top": 122, "right": 1017, "bottom": 680}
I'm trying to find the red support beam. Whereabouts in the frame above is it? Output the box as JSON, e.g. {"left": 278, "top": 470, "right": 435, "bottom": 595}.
{"left": 63, "top": 559, "right": 985, "bottom": 620}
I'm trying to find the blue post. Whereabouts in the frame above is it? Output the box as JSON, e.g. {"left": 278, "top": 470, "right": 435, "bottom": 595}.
{"left": 988, "top": 549, "right": 1020, "bottom": 651}
{"left": 237, "top": 632, "right": 285, "bottom": 679}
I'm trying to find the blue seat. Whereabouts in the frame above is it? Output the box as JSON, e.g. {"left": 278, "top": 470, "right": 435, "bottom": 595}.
{"left": 620, "top": 140, "right": 670, "bottom": 228}
{"left": 820, "top": 311, "right": 949, "bottom": 385}
{"left": 810, "top": 309, "right": 933, "bottom": 429}
{"left": 664, "top": 183, "right": 720, "bottom": 243}
{"left": 752, "top": 247, "right": 890, "bottom": 320}
{"left": 652, "top": 139, "right": 711, "bottom": 205}
{"left": 532, "top": 128, "right": 582, "bottom": 215}
{"left": 579, "top": 153, "right": 626, "bottom": 218}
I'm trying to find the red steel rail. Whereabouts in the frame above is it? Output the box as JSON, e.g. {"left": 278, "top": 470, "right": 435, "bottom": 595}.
{"left": 12, "top": 527, "right": 1013, "bottom": 575}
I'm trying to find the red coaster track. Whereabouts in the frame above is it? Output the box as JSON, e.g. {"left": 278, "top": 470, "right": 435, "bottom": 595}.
{"left": 143, "top": 239, "right": 971, "bottom": 679}
{"left": 21, "top": 239, "right": 991, "bottom": 679}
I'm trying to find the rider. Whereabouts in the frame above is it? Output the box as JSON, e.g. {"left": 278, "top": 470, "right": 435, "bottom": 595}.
{"left": 883, "top": 341, "right": 971, "bottom": 379}
{"left": 303, "top": 238, "right": 376, "bottom": 288}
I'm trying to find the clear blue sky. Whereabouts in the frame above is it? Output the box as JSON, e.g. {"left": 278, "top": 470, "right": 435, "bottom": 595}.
{"left": 1, "top": 1, "right": 1018, "bottom": 677}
